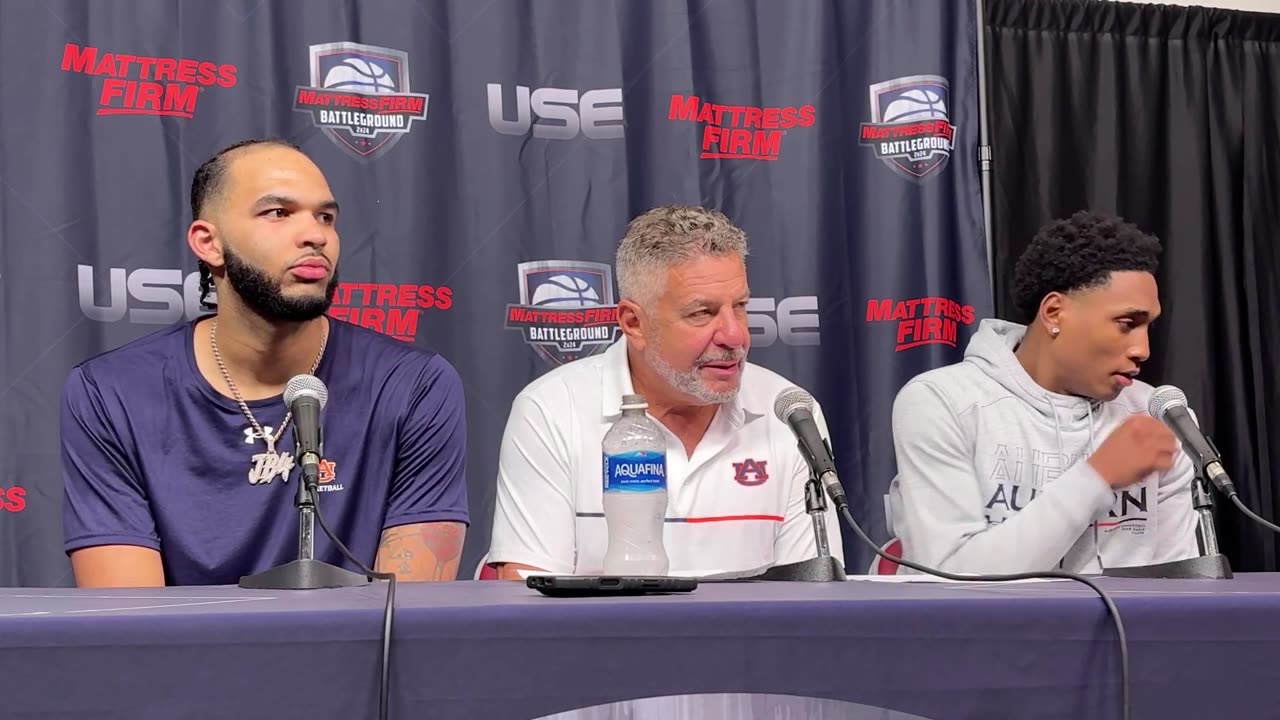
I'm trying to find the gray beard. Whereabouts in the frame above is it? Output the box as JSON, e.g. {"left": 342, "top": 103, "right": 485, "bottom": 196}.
{"left": 643, "top": 342, "right": 744, "bottom": 405}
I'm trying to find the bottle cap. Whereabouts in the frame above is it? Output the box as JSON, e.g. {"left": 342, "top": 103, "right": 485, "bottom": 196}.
{"left": 620, "top": 394, "right": 648, "bottom": 410}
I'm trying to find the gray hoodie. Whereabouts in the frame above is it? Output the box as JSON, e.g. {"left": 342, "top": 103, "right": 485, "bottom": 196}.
{"left": 888, "top": 319, "right": 1200, "bottom": 574}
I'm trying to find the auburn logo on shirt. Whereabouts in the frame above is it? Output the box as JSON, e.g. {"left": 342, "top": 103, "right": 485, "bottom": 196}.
{"left": 732, "top": 459, "right": 769, "bottom": 486}
{"left": 315, "top": 460, "right": 345, "bottom": 493}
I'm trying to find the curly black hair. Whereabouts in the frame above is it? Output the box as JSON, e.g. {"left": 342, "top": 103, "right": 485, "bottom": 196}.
{"left": 190, "top": 137, "right": 301, "bottom": 310}
{"left": 1011, "top": 211, "right": 1163, "bottom": 324}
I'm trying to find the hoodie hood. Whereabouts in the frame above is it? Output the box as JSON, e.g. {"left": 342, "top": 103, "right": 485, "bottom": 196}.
{"left": 964, "top": 319, "right": 1100, "bottom": 424}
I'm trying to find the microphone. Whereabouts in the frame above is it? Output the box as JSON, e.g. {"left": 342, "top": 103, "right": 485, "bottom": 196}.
{"left": 773, "top": 387, "right": 847, "bottom": 508}
{"left": 1148, "top": 385, "right": 1235, "bottom": 496}
{"left": 284, "top": 374, "right": 328, "bottom": 488}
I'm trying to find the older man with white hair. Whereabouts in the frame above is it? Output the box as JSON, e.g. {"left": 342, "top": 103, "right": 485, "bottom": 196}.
{"left": 488, "top": 205, "right": 843, "bottom": 579}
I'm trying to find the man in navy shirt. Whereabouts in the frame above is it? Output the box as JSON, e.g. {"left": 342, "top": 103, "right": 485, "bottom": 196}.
{"left": 60, "top": 138, "right": 469, "bottom": 586}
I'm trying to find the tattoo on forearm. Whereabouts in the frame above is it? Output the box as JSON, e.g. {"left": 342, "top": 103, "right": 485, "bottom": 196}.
{"left": 377, "top": 523, "right": 466, "bottom": 581}
{"left": 390, "top": 546, "right": 414, "bottom": 576}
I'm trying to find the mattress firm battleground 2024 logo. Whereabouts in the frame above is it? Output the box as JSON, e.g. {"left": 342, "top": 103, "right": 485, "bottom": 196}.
{"left": 294, "top": 41, "right": 429, "bottom": 159}
{"left": 505, "top": 261, "right": 620, "bottom": 366}
{"left": 859, "top": 75, "right": 956, "bottom": 181}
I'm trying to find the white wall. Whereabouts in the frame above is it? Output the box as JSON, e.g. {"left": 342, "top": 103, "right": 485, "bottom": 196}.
{"left": 1115, "top": 0, "right": 1280, "bottom": 13}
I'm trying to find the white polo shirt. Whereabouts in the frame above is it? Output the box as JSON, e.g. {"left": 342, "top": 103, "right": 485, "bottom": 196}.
{"left": 488, "top": 338, "right": 844, "bottom": 576}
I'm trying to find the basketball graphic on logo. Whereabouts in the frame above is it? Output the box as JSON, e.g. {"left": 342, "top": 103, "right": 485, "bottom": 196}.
{"left": 860, "top": 75, "right": 955, "bottom": 181}
{"left": 323, "top": 58, "right": 396, "bottom": 94}
{"left": 531, "top": 275, "right": 601, "bottom": 306}
{"left": 882, "top": 88, "right": 947, "bottom": 122}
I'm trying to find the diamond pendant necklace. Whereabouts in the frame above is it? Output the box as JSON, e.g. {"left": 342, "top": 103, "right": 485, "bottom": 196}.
{"left": 210, "top": 317, "right": 328, "bottom": 485}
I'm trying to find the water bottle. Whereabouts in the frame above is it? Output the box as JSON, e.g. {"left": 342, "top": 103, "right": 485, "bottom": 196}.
{"left": 602, "top": 394, "right": 670, "bottom": 576}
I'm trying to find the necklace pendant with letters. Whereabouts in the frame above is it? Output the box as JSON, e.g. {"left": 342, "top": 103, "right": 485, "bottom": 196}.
{"left": 248, "top": 450, "right": 295, "bottom": 485}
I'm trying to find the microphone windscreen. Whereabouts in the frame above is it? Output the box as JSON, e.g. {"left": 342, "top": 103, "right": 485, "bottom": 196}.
{"left": 773, "top": 386, "right": 814, "bottom": 423}
{"left": 284, "top": 374, "right": 329, "bottom": 410}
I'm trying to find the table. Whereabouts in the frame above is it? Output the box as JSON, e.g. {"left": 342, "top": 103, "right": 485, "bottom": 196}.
{"left": 2, "top": 575, "right": 1278, "bottom": 719}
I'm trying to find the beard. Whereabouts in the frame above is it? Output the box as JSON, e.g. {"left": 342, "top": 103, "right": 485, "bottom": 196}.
{"left": 223, "top": 246, "right": 338, "bottom": 322}
{"left": 644, "top": 332, "right": 747, "bottom": 405}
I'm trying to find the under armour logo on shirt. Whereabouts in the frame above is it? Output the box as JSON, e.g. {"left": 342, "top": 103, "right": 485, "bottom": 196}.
{"left": 243, "top": 426, "right": 275, "bottom": 445}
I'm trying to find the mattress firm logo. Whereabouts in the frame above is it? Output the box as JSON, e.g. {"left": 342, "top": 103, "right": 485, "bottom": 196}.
{"left": 668, "top": 94, "right": 815, "bottom": 161}
{"left": 866, "top": 296, "right": 975, "bottom": 351}
{"left": 59, "top": 43, "right": 238, "bottom": 119}
{"left": 0, "top": 488, "right": 25, "bottom": 513}
{"left": 328, "top": 282, "right": 453, "bottom": 342}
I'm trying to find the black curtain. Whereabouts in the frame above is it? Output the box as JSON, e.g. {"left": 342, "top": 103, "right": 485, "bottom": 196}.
{"left": 986, "top": 0, "right": 1280, "bottom": 571}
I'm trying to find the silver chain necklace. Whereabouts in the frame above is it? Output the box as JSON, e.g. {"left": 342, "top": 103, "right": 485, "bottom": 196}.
{"left": 211, "top": 317, "right": 328, "bottom": 485}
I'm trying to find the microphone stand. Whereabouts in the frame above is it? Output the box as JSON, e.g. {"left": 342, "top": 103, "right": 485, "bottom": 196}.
{"left": 751, "top": 449, "right": 847, "bottom": 582}
{"left": 807, "top": 478, "right": 833, "bottom": 559}
{"left": 1193, "top": 473, "right": 1223, "bottom": 558}
{"left": 1103, "top": 468, "right": 1232, "bottom": 580}
{"left": 240, "top": 434, "right": 371, "bottom": 590}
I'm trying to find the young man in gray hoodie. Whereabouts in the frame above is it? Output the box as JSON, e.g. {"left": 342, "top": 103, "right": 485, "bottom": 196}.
{"left": 889, "top": 211, "right": 1200, "bottom": 574}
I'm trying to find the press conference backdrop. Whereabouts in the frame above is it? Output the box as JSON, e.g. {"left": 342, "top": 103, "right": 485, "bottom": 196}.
{"left": 0, "top": 0, "right": 989, "bottom": 585}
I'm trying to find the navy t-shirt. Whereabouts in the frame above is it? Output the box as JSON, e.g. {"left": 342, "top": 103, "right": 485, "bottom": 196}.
{"left": 60, "top": 317, "right": 469, "bottom": 585}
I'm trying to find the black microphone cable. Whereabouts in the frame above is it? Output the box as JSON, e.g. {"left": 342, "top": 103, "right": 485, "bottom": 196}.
{"left": 773, "top": 389, "right": 1130, "bottom": 718}
{"left": 1226, "top": 492, "right": 1280, "bottom": 536}
{"left": 310, "top": 485, "right": 397, "bottom": 720}
{"left": 283, "top": 376, "right": 394, "bottom": 719}
{"left": 834, "top": 502, "right": 1130, "bottom": 720}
